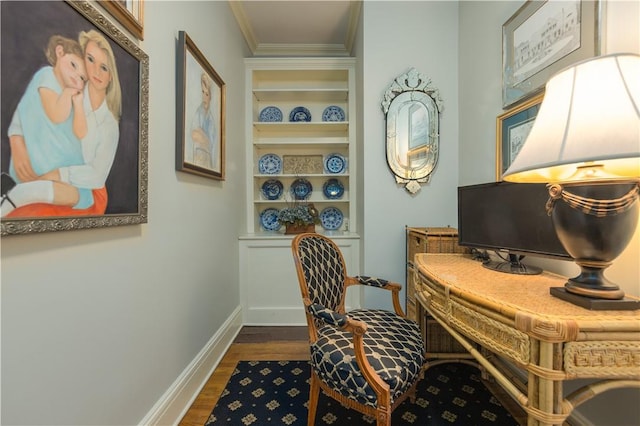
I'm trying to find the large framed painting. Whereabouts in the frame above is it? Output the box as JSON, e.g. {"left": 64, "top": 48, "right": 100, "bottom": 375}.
{"left": 496, "top": 92, "right": 544, "bottom": 181}
{"left": 98, "top": 0, "right": 145, "bottom": 40}
{"left": 0, "top": 0, "right": 149, "bottom": 236}
{"left": 176, "top": 31, "right": 226, "bottom": 180}
{"left": 502, "top": 0, "right": 602, "bottom": 108}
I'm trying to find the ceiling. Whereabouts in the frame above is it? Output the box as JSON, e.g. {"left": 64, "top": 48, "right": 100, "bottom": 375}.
{"left": 229, "top": 1, "right": 361, "bottom": 56}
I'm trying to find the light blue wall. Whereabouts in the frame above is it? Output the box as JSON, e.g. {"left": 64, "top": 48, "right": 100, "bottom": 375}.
{"left": 359, "top": 1, "right": 460, "bottom": 310}
{"left": 0, "top": 1, "right": 249, "bottom": 425}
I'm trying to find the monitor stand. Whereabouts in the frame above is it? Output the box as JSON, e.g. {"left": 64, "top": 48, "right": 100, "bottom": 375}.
{"left": 482, "top": 253, "right": 542, "bottom": 275}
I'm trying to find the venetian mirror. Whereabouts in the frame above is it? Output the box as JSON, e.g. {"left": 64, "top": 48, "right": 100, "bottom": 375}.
{"left": 381, "top": 68, "right": 443, "bottom": 194}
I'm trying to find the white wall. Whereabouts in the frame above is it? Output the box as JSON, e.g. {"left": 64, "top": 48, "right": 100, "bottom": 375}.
{"left": 459, "top": 1, "right": 640, "bottom": 424}
{"left": 0, "top": 1, "right": 249, "bottom": 425}
{"left": 359, "top": 0, "right": 460, "bottom": 309}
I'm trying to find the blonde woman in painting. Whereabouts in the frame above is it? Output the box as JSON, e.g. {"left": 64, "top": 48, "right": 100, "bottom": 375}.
{"left": 2, "top": 29, "right": 121, "bottom": 218}
{"left": 190, "top": 72, "right": 217, "bottom": 169}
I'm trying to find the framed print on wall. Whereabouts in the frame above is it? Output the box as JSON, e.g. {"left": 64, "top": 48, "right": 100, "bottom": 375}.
{"left": 176, "top": 31, "right": 226, "bottom": 180}
{"left": 502, "top": 0, "right": 602, "bottom": 108}
{"left": 0, "top": 0, "right": 149, "bottom": 236}
{"left": 98, "top": 0, "right": 144, "bottom": 40}
{"left": 496, "top": 92, "right": 544, "bottom": 181}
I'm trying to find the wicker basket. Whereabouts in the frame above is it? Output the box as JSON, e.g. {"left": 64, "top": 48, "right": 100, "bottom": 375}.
{"left": 406, "top": 227, "right": 470, "bottom": 355}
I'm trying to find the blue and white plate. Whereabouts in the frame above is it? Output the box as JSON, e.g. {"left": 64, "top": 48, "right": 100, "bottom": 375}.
{"left": 259, "top": 106, "right": 283, "bottom": 122}
{"left": 261, "top": 179, "right": 283, "bottom": 200}
{"left": 290, "top": 178, "right": 313, "bottom": 200}
{"left": 322, "top": 105, "right": 345, "bottom": 122}
{"left": 320, "top": 207, "right": 343, "bottom": 230}
{"left": 289, "top": 106, "right": 312, "bottom": 122}
{"left": 322, "top": 178, "right": 344, "bottom": 199}
{"left": 258, "top": 153, "right": 282, "bottom": 174}
{"left": 259, "top": 208, "right": 281, "bottom": 231}
{"left": 324, "top": 153, "right": 346, "bottom": 174}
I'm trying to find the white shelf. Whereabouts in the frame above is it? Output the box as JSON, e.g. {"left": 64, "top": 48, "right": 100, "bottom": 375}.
{"left": 253, "top": 89, "right": 348, "bottom": 103}
{"left": 245, "top": 58, "right": 356, "bottom": 235}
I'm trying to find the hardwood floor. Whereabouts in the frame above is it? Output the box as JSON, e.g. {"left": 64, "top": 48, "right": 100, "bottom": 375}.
{"left": 178, "top": 326, "right": 527, "bottom": 426}
{"left": 178, "top": 327, "right": 309, "bottom": 426}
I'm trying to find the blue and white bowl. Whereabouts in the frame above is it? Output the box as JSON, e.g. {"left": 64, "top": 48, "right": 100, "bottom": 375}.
{"left": 324, "top": 153, "right": 346, "bottom": 174}
{"left": 290, "top": 178, "right": 313, "bottom": 200}
{"left": 319, "top": 207, "right": 343, "bottom": 230}
{"left": 261, "top": 179, "right": 283, "bottom": 200}
{"left": 259, "top": 208, "right": 281, "bottom": 231}
{"left": 322, "top": 105, "right": 345, "bottom": 122}
{"left": 258, "top": 153, "right": 282, "bottom": 174}
{"left": 322, "top": 178, "right": 344, "bottom": 199}
{"left": 259, "top": 106, "right": 283, "bottom": 122}
{"left": 289, "top": 106, "right": 312, "bottom": 122}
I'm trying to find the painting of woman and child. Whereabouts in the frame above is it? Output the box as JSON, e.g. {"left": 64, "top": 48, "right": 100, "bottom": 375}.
{"left": 0, "top": 0, "right": 148, "bottom": 235}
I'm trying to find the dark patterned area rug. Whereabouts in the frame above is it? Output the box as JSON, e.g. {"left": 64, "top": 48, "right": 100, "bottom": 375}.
{"left": 205, "top": 360, "right": 517, "bottom": 425}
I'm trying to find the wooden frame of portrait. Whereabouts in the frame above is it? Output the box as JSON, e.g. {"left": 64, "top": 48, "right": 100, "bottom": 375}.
{"left": 496, "top": 91, "right": 544, "bottom": 181}
{"left": 0, "top": 0, "right": 149, "bottom": 236}
{"left": 98, "top": 0, "right": 144, "bottom": 40}
{"left": 502, "top": 0, "right": 602, "bottom": 108}
{"left": 176, "top": 31, "right": 226, "bottom": 180}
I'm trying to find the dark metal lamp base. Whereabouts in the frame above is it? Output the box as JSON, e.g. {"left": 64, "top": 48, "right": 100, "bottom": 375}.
{"left": 550, "top": 287, "right": 640, "bottom": 310}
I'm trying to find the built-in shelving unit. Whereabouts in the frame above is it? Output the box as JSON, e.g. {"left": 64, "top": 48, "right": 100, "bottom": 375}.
{"left": 239, "top": 58, "right": 360, "bottom": 325}
{"left": 244, "top": 58, "right": 357, "bottom": 236}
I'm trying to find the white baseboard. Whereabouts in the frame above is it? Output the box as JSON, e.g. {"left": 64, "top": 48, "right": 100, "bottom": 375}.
{"left": 138, "top": 306, "right": 243, "bottom": 426}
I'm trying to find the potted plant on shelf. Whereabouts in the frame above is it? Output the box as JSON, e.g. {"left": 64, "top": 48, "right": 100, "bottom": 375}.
{"left": 278, "top": 201, "right": 319, "bottom": 234}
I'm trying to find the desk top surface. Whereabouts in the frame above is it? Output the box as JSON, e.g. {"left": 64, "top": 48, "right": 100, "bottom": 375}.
{"left": 416, "top": 254, "right": 640, "bottom": 323}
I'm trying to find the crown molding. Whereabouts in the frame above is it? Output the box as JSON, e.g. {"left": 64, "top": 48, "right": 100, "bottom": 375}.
{"left": 253, "top": 43, "right": 350, "bottom": 57}
{"left": 228, "top": 1, "right": 258, "bottom": 53}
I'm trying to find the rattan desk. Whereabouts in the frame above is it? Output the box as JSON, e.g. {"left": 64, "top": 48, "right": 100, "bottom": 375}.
{"left": 414, "top": 253, "right": 640, "bottom": 426}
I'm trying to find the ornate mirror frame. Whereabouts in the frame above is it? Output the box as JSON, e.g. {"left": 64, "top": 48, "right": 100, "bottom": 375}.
{"left": 381, "top": 68, "right": 443, "bottom": 194}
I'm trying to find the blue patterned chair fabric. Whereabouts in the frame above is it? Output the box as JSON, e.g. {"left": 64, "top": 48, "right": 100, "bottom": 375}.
{"left": 311, "top": 308, "right": 425, "bottom": 407}
{"left": 355, "top": 275, "right": 389, "bottom": 288}
{"left": 291, "top": 233, "right": 426, "bottom": 424}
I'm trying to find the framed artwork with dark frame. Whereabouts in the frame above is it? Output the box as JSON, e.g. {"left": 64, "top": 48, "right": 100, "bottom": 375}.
{"left": 176, "top": 31, "right": 226, "bottom": 180}
{"left": 98, "top": 0, "right": 144, "bottom": 40}
{"left": 0, "top": 0, "right": 149, "bottom": 236}
{"left": 496, "top": 92, "right": 544, "bottom": 181}
{"left": 502, "top": 0, "right": 602, "bottom": 108}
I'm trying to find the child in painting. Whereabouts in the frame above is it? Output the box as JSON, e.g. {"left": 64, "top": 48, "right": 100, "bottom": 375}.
{"left": 2, "top": 30, "right": 121, "bottom": 218}
{"left": 1, "top": 34, "right": 91, "bottom": 215}
{"left": 190, "top": 72, "right": 217, "bottom": 169}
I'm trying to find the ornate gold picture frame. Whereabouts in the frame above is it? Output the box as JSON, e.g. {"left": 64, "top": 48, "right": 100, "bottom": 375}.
{"left": 1, "top": 1, "right": 149, "bottom": 235}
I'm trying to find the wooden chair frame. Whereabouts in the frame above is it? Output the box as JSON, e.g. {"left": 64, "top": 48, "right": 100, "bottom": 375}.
{"left": 291, "top": 233, "right": 425, "bottom": 426}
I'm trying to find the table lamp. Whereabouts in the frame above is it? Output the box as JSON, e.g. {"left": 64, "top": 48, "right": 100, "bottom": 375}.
{"left": 503, "top": 53, "right": 640, "bottom": 310}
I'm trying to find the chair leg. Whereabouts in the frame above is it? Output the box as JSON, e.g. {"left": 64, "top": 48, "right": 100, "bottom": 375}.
{"left": 376, "top": 408, "right": 392, "bottom": 426}
{"left": 307, "top": 373, "right": 320, "bottom": 426}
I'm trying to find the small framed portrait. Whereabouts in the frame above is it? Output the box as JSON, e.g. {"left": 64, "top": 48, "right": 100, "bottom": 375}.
{"left": 502, "top": 0, "right": 602, "bottom": 108}
{"left": 176, "top": 31, "right": 226, "bottom": 180}
{"left": 1, "top": 0, "right": 149, "bottom": 236}
{"left": 496, "top": 92, "right": 544, "bottom": 181}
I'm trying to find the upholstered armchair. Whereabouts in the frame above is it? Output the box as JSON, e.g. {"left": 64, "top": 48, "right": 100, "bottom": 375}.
{"left": 291, "top": 233, "right": 425, "bottom": 426}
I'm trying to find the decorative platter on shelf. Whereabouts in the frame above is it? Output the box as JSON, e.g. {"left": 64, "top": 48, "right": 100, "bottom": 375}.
{"left": 320, "top": 207, "right": 343, "bottom": 230}
{"left": 322, "top": 105, "right": 345, "bottom": 122}
{"left": 259, "top": 106, "right": 283, "bottom": 122}
{"left": 289, "top": 106, "right": 312, "bottom": 122}
{"left": 261, "top": 179, "right": 283, "bottom": 200}
{"left": 283, "top": 155, "right": 323, "bottom": 175}
{"left": 324, "top": 153, "right": 346, "bottom": 174}
{"left": 322, "top": 178, "right": 344, "bottom": 199}
{"left": 259, "top": 208, "right": 281, "bottom": 231}
{"left": 290, "top": 178, "right": 313, "bottom": 200}
{"left": 258, "top": 153, "right": 282, "bottom": 174}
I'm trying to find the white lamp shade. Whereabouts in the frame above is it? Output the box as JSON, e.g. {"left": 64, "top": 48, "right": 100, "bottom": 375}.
{"left": 503, "top": 53, "right": 640, "bottom": 183}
